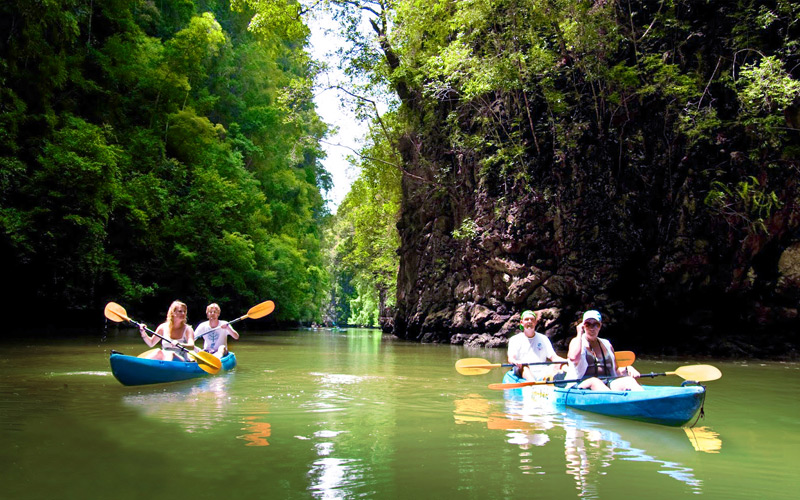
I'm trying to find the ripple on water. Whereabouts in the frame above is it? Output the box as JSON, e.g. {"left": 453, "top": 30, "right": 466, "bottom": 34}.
{"left": 309, "top": 372, "right": 379, "bottom": 384}
{"left": 49, "top": 371, "right": 113, "bottom": 377}
{"left": 308, "top": 457, "right": 373, "bottom": 499}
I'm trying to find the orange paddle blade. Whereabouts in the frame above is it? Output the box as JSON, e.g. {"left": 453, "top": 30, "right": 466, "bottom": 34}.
{"left": 104, "top": 302, "right": 130, "bottom": 323}
{"left": 244, "top": 300, "right": 275, "bottom": 320}
{"left": 614, "top": 351, "right": 635, "bottom": 367}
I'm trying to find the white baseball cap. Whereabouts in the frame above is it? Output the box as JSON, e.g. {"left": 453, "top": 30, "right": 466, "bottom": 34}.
{"left": 582, "top": 310, "right": 602, "bottom": 323}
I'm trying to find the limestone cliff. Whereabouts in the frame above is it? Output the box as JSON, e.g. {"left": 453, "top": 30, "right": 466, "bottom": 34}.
{"left": 378, "top": 0, "right": 800, "bottom": 358}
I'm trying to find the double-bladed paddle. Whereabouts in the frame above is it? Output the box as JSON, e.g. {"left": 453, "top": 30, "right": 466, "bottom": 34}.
{"left": 487, "top": 364, "right": 722, "bottom": 390}
{"left": 104, "top": 302, "right": 222, "bottom": 375}
{"left": 455, "top": 351, "right": 636, "bottom": 376}
{"left": 194, "top": 300, "right": 275, "bottom": 340}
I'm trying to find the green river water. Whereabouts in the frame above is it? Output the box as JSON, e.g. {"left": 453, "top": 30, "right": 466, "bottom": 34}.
{"left": 1, "top": 328, "right": 798, "bottom": 499}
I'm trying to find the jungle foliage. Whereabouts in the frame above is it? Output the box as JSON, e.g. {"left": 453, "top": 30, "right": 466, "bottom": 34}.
{"left": 0, "top": 0, "right": 331, "bottom": 322}
{"left": 378, "top": 0, "right": 800, "bottom": 220}
{"left": 325, "top": 116, "right": 401, "bottom": 327}
{"left": 321, "top": 0, "right": 800, "bottom": 338}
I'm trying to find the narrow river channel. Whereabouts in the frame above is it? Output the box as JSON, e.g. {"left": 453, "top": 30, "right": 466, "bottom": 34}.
{"left": 1, "top": 328, "right": 797, "bottom": 499}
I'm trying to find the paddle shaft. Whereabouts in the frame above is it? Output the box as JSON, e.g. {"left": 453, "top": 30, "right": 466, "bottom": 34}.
{"left": 506, "top": 351, "right": 634, "bottom": 369}
{"left": 489, "top": 369, "right": 698, "bottom": 390}
{"left": 133, "top": 319, "right": 220, "bottom": 371}
{"left": 505, "top": 361, "right": 562, "bottom": 367}
{"left": 489, "top": 372, "right": 632, "bottom": 390}
{"left": 194, "top": 316, "right": 243, "bottom": 340}
{"left": 130, "top": 319, "right": 195, "bottom": 354}
{"left": 458, "top": 351, "right": 633, "bottom": 372}
{"left": 194, "top": 300, "right": 274, "bottom": 340}
{"left": 463, "top": 361, "right": 563, "bottom": 369}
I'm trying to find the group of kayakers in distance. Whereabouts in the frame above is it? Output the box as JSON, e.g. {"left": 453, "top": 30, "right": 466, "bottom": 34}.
{"left": 138, "top": 301, "right": 239, "bottom": 361}
{"left": 137, "top": 301, "right": 637, "bottom": 392}
{"left": 508, "top": 309, "right": 643, "bottom": 391}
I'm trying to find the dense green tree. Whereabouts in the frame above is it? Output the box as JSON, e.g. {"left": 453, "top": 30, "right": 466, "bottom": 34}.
{"left": 0, "top": 0, "right": 331, "bottom": 323}
{"left": 327, "top": 118, "right": 401, "bottom": 327}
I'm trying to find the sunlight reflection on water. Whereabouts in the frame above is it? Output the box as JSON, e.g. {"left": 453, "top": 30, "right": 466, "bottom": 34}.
{"left": 309, "top": 457, "right": 369, "bottom": 500}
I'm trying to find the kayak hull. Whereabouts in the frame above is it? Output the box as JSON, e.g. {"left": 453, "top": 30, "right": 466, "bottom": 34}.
{"left": 110, "top": 351, "right": 236, "bottom": 386}
{"left": 502, "top": 371, "right": 705, "bottom": 426}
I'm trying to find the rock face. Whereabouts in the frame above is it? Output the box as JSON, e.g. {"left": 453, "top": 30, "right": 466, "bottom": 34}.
{"left": 378, "top": 1, "right": 800, "bottom": 359}
{"left": 390, "top": 170, "right": 800, "bottom": 357}
{"left": 385, "top": 100, "right": 800, "bottom": 358}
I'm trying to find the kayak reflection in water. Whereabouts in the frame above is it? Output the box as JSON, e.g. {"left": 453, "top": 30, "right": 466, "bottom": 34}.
{"left": 562, "top": 412, "right": 704, "bottom": 497}
{"left": 138, "top": 300, "right": 196, "bottom": 361}
{"left": 566, "top": 310, "right": 642, "bottom": 391}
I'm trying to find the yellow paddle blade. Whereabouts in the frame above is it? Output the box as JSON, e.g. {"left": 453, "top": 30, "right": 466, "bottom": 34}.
{"left": 615, "top": 351, "right": 635, "bottom": 368}
{"left": 455, "top": 358, "right": 497, "bottom": 376}
{"left": 671, "top": 364, "right": 722, "bottom": 381}
{"left": 245, "top": 300, "right": 275, "bottom": 320}
{"left": 189, "top": 350, "right": 222, "bottom": 375}
{"left": 104, "top": 302, "right": 129, "bottom": 323}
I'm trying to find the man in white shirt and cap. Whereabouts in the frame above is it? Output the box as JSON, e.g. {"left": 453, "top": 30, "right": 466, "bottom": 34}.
{"left": 507, "top": 310, "right": 567, "bottom": 380}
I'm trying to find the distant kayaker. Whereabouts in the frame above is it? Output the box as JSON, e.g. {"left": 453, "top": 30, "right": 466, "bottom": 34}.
{"left": 194, "top": 303, "right": 239, "bottom": 359}
{"left": 566, "top": 310, "right": 642, "bottom": 391}
{"left": 138, "top": 300, "right": 196, "bottom": 361}
{"left": 507, "top": 310, "right": 568, "bottom": 380}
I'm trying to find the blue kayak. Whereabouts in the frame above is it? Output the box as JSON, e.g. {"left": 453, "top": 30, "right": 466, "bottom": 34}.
{"left": 110, "top": 351, "right": 237, "bottom": 386}
{"left": 502, "top": 371, "right": 706, "bottom": 426}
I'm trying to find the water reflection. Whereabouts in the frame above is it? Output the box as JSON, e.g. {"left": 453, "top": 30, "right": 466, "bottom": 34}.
{"left": 684, "top": 426, "right": 722, "bottom": 453}
{"left": 122, "top": 374, "right": 279, "bottom": 448}
{"left": 308, "top": 457, "right": 365, "bottom": 500}
{"left": 239, "top": 414, "right": 272, "bottom": 446}
{"left": 302, "top": 372, "right": 377, "bottom": 499}
{"left": 561, "top": 411, "right": 705, "bottom": 497}
{"left": 122, "top": 375, "right": 232, "bottom": 431}
{"left": 303, "top": 330, "right": 387, "bottom": 499}
{"left": 301, "top": 420, "right": 375, "bottom": 499}
{"left": 453, "top": 390, "right": 722, "bottom": 498}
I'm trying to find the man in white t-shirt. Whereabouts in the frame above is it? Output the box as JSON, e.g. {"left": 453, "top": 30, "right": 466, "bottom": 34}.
{"left": 507, "top": 310, "right": 567, "bottom": 380}
{"left": 194, "top": 303, "right": 239, "bottom": 358}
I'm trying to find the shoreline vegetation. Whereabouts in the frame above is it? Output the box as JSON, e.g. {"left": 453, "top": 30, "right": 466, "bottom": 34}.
{"left": 3, "top": 2, "right": 799, "bottom": 357}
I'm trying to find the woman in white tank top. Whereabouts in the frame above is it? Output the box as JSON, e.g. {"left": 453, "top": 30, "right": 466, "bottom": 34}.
{"left": 138, "top": 300, "right": 196, "bottom": 361}
{"left": 567, "top": 310, "right": 642, "bottom": 391}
